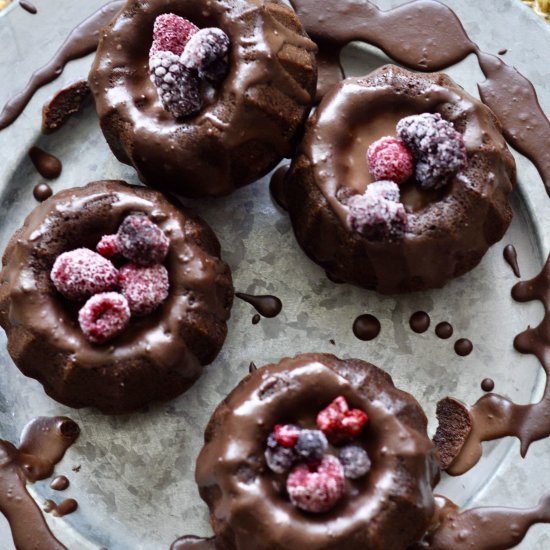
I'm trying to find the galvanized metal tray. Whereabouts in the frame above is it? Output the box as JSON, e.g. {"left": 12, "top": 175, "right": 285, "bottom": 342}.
{"left": 0, "top": 0, "right": 549, "bottom": 548}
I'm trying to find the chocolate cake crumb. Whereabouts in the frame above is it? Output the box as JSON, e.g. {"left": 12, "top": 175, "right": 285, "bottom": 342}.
{"left": 42, "top": 80, "right": 91, "bottom": 134}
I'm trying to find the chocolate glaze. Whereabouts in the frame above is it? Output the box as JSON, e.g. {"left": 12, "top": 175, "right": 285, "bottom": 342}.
{"left": 50, "top": 475, "right": 70, "bottom": 491}
{"left": 251, "top": 314, "right": 261, "bottom": 325}
{"left": 45, "top": 499, "right": 78, "bottom": 517}
{"left": 33, "top": 182, "right": 53, "bottom": 202}
{"left": 0, "top": 181, "right": 234, "bottom": 413}
{"left": 289, "top": 0, "right": 550, "bottom": 197}
{"left": 29, "top": 147, "right": 62, "bottom": 179}
{"left": 454, "top": 339, "right": 473, "bottom": 357}
{"left": 410, "top": 311, "right": 430, "bottom": 334}
{"left": 19, "top": 0, "right": 37, "bottom": 14}
{"left": 352, "top": 313, "right": 380, "bottom": 341}
{"left": 449, "top": 253, "right": 550, "bottom": 474}
{"left": 0, "top": 417, "right": 79, "bottom": 550}
{"left": 503, "top": 244, "right": 521, "bottom": 277}
{"left": 235, "top": 293, "right": 282, "bottom": 318}
{"left": 435, "top": 322, "right": 453, "bottom": 340}
{"left": 413, "top": 493, "right": 550, "bottom": 549}
{"left": 248, "top": 362, "right": 257, "bottom": 373}
{"left": 0, "top": 1, "right": 124, "bottom": 130}
{"left": 89, "top": 0, "right": 317, "bottom": 198}
{"left": 170, "top": 536, "right": 217, "bottom": 550}
{"left": 196, "top": 354, "right": 439, "bottom": 549}
{"left": 42, "top": 79, "right": 91, "bottom": 134}
{"left": 269, "top": 165, "right": 290, "bottom": 211}
{"left": 481, "top": 378, "right": 495, "bottom": 392}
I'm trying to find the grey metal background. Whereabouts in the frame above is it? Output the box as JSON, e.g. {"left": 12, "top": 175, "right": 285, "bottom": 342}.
{"left": 0, "top": 0, "right": 549, "bottom": 548}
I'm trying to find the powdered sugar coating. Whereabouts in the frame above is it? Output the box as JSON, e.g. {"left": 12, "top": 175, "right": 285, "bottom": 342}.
{"left": 367, "top": 136, "right": 414, "bottom": 184}
{"left": 51, "top": 248, "right": 119, "bottom": 301}
{"left": 96, "top": 234, "right": 120, "bottom": 259}
{"left": 78, "top": 292, "right": 131, "bottom": 344}
{"left": 397, "top": 113, "right": 467, "bottom": 189}
{"left": 119, "top": 263, "right": 169, "bottom": 316}
{"left": 117, "top": 214, "right": 170, "bottom": 266}
{"left": 180, "top": 27, "right": 230, "bottom": 80}
{"left": 150, "top": 14, "right": 198, "bottom": 56}
{"left": 286, "top": 455, "right": 345, "bottom": 513}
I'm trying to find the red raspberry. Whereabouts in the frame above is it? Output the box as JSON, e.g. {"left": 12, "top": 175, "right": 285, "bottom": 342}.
{"left": 96, "top": 234, "right": 120, "bottom": 259}
{"left": 273, "top": 424, "right": 301, "bottom": 448}
{"left": 367, "top": 136, "right": 414, "bottom": 184}
{"left": 117, "top": 214, "right": 170, "bottom": 266}
{"left": 51, "top": 248, "right": 119, "bottom": 301}
{"left": 78, "top": 292, "right": 131, "bottom": 344}
{"left": 150, "top": 14, "right": 198, "bottom": 56}
{"left": 316, "top": 396, "right": 369, "bottom": 445}
{"left": 119, "top": 263, "right": 169, "bottom": 316}
{"left": 286, "top": 455, "right": 345, "bottom": 513}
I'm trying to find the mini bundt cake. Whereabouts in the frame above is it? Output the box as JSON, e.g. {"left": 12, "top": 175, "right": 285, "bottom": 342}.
{"left": 282, "top": 65, "right": 516, "bottom": 293}
{"left": 89, "top": 0, "right": 317, "bottom": 198}
{"left": 0, "top": 181, "right": 234, "bottom": 413}
{"left": 196, "top": 353, "right": 440, "bottom": 549}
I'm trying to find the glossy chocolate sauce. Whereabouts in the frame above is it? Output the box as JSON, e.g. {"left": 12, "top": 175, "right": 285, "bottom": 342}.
{"left": 170, "top": 535, "right": 217, "bottom": 550}
{"left": 50, "top": 475, "right": 70, "bottom": 491}
{"left": 269, "top": 164, "right": 290, "bottom": 211}
{"left": 498, "top": 48, "right": 508, "bottom": 55}
{"left": 252, "top": 314, "right": 261, "bottom": 325}
{"left": 503, "top": 244, "right": 521, "bottom": 277}
{"left": 289, "top": 0, "right": 550, "bottom": 197}
{"left": 19, "top": 0, "right": 37, "bottom": 14}
{"left": 410, "top": 311, "right": 430, "bottom": 334}
{"left": 44, "top": 498, "right": 78, "bottom": 517}
{"left": 481, "top": 378, "right": 495, "bottom": 392}
{"left": 235, "top": 293, "right": 282, "bottom": 318}
{"left": 29, "top": 147, "right": 62, "bottom": 179}
{"left": 248, "top": 361, "right": 257, "bottom": 373}
{"left": 0, "top": 417, "right": 80, "bottom": 550}
{"left": 0, "top": 1, "right": 124, "bottom": 130}
{"left": 435, "top": 322, "right": 453, "bottom": 340}
{"left": 33, "top": 182, "right": 53, "bottom": 202}
{"left": 352, "top": 314, "right": 381, "bottom": 341}
{"left": 449, "top": 254, "right": 550, "bottom": 474}
{"left": 454, "top": 338, "right": 473, "bottom": 357}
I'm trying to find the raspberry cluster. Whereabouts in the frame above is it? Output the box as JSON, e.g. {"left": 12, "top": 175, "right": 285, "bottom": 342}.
{"left": 264, "top": 396, "right": 371, "bottom": 514}
{"left": 148, "top": 13, "right": 230, "bottom": 119}
{"left": 50, "top": 214, "right": 170, "bottom": 343}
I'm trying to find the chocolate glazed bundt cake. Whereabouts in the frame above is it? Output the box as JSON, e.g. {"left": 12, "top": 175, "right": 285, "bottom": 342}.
{"left": 0, "top": 181, "right": 234, "bottom": 413}
{"left": 196, "top": 353, "right": 440, "bottom": 549}
{"left": 282, "top": 65, "right": 516, "bottom": 293}
{"left": 89, "top": 0, "right": 317, "bottom": 198}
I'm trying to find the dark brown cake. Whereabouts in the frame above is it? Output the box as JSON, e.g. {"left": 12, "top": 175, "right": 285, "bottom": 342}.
{"left": 88, "top": 0, "right": 317, "bottom": 198}
{"left": 196, "top": 353, "right": 440, "bottom": 549}
{"left": 0, "top": 181, "right": 234, "bottom": 414}
{"left": 282, "top": 65, "right": 517, "bottom": 293}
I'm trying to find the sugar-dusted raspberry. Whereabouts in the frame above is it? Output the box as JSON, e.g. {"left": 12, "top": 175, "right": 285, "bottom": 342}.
{"left": 274, "top": 424, "right": 301, "bottom": 448}
{"left": 397, "top": 113, "right": 467, "bottom": 189}
{"left": 347, "top": 182, "right": 408, "bottom": 242}
{"left": 150, "top": 14, "right": 199, "bottom": 56}
{"left": 367, "top": 136, "right": 414, "bottom": 184}
{"left": 295, "top": 430, "right": 328, "bottom": 464}
{"left": 149, "top": 51, "right": 202, "bottom": 119}
{"left": 180, "top": 28, "right": 230, "bottom": 81}
{"left": 316, "top": 396, "right": 369, "bottom": 445}
{"left": 117, "top": 214, "right": 170, "bottom": 266}
{"left": 51, "top": 248, "right": 119, "bottom": 301}
{"left": 119, "top": 263, "right": 169, "bottom": 316}
{"left": 96, "top": 234, "right": 120, "bottom": 259}
{"left": 286, "top": 455, "right": 345, "bottom": 513}
{"left": 338, "top": 445, "right": 371, "bottom": 479}
{"left": 78, "top": 292, "right": 131, "bottom": 344}
{"left": 265, "top": 433, "right": 297, "bottom": 474}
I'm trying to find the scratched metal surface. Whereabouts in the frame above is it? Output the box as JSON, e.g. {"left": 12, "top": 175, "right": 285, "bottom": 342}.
{"left": 0, "top": 0, "right": 549, "bottom": 548}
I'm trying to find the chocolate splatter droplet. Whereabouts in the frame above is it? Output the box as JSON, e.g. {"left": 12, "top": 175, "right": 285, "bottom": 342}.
{"left": 498, "top": 48, "right": 508, "bottom": 55}
{"left": 50, "top": 475, "right": 70, "bottom": 491}
{"left": 409, "top": 311, "right": 430, "bottom": 333}
{"left": 329, "top": 339, "right": 335, "bottom": 345}
{"left": 481, "top": 378, "right": 495, "bottom": 392}
{"left": 252, "top": 314, "right": 261, "bottom": 325}
{"left": 29, "top": 147, "right": 62, "bottom": 179}
{"left": 170, "top": 535, "right": 217, "bottom": 549}
{"left": 19, "top": 0, "right": 37, "bottom": 14}
{"left": 503, "top": 244, "right": 521, "bottom": 278}
{"left": 353, "top": 314, "right": 381, "bottom": 341}
{"left": 455, "top": 338, "right": 473, "bottom": 357}
{"left": 236, "top": 293, "right": 282, "bottom": 318}
{"left": 33, "top": 183, "right": 53, "bottom": 202}
{"left": 249, "top": 362, "right": 257, "bottom": 373}
{"left": 435, "top": 322, "right": 454, "bottom": 339}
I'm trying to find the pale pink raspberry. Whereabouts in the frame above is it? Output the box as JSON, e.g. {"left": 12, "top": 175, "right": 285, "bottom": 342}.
{"left": 119, "top": 263, "right": 169, "bottom": 316}
{"left": 367, "top": 136, "right": 414, "bottom": 184}
{"left": 78, "top": 292, "right": 131, "bottom": 344}
{"left": 96, "top": 234, "right": 120, "bottom": 259}
{"left": 150, "top": 14, "right": 198, "bottom": 56}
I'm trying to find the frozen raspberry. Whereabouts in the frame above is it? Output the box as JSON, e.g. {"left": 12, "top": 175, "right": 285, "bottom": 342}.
{"left": 51, "top": 248, "right": 119, "bottom": 301}
{"left": 78, "top": 292, "right": 131, "bottom": 344}
{"left": 274, "top": 424, "right": 301, "bottom": 448}
{"left": 180, "top": 27, "right": 230, "bottom": 81}
{"left": 265, "top": 433, "right": 297, "bottom": 474}
{"left": 117, "top": 214, "right": 170, "bottom": 266}
{"left": 96, "top": 234, "right": 120, "bottom": 259}
{"left": 347, "top": 183, "right": 408, "bottom": 242}
{"left": 397, "top": 113, "right": 467, "bottom": 189}
{"left": 316, "top": 396, "right": 369, "bottom": 445}
{"left": 367, "top": 136, "right": 414, "bottom": 184}
{"left": 286, "top": 455, "right": 345, "bottom": 513}
{"left": 149, "top": 51, "right": 202, "bottom": 119}
{"left": 150, "top": 14, "right": 198, "bottom": 56}
{"left": 295, "top": 430, "right": 328, "bottom": 464}
{"left": 338, "top": 445, "right": 371, "bottom": 479}
{"left": 119, "top": 263, "right": 169, "bottom": 316}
